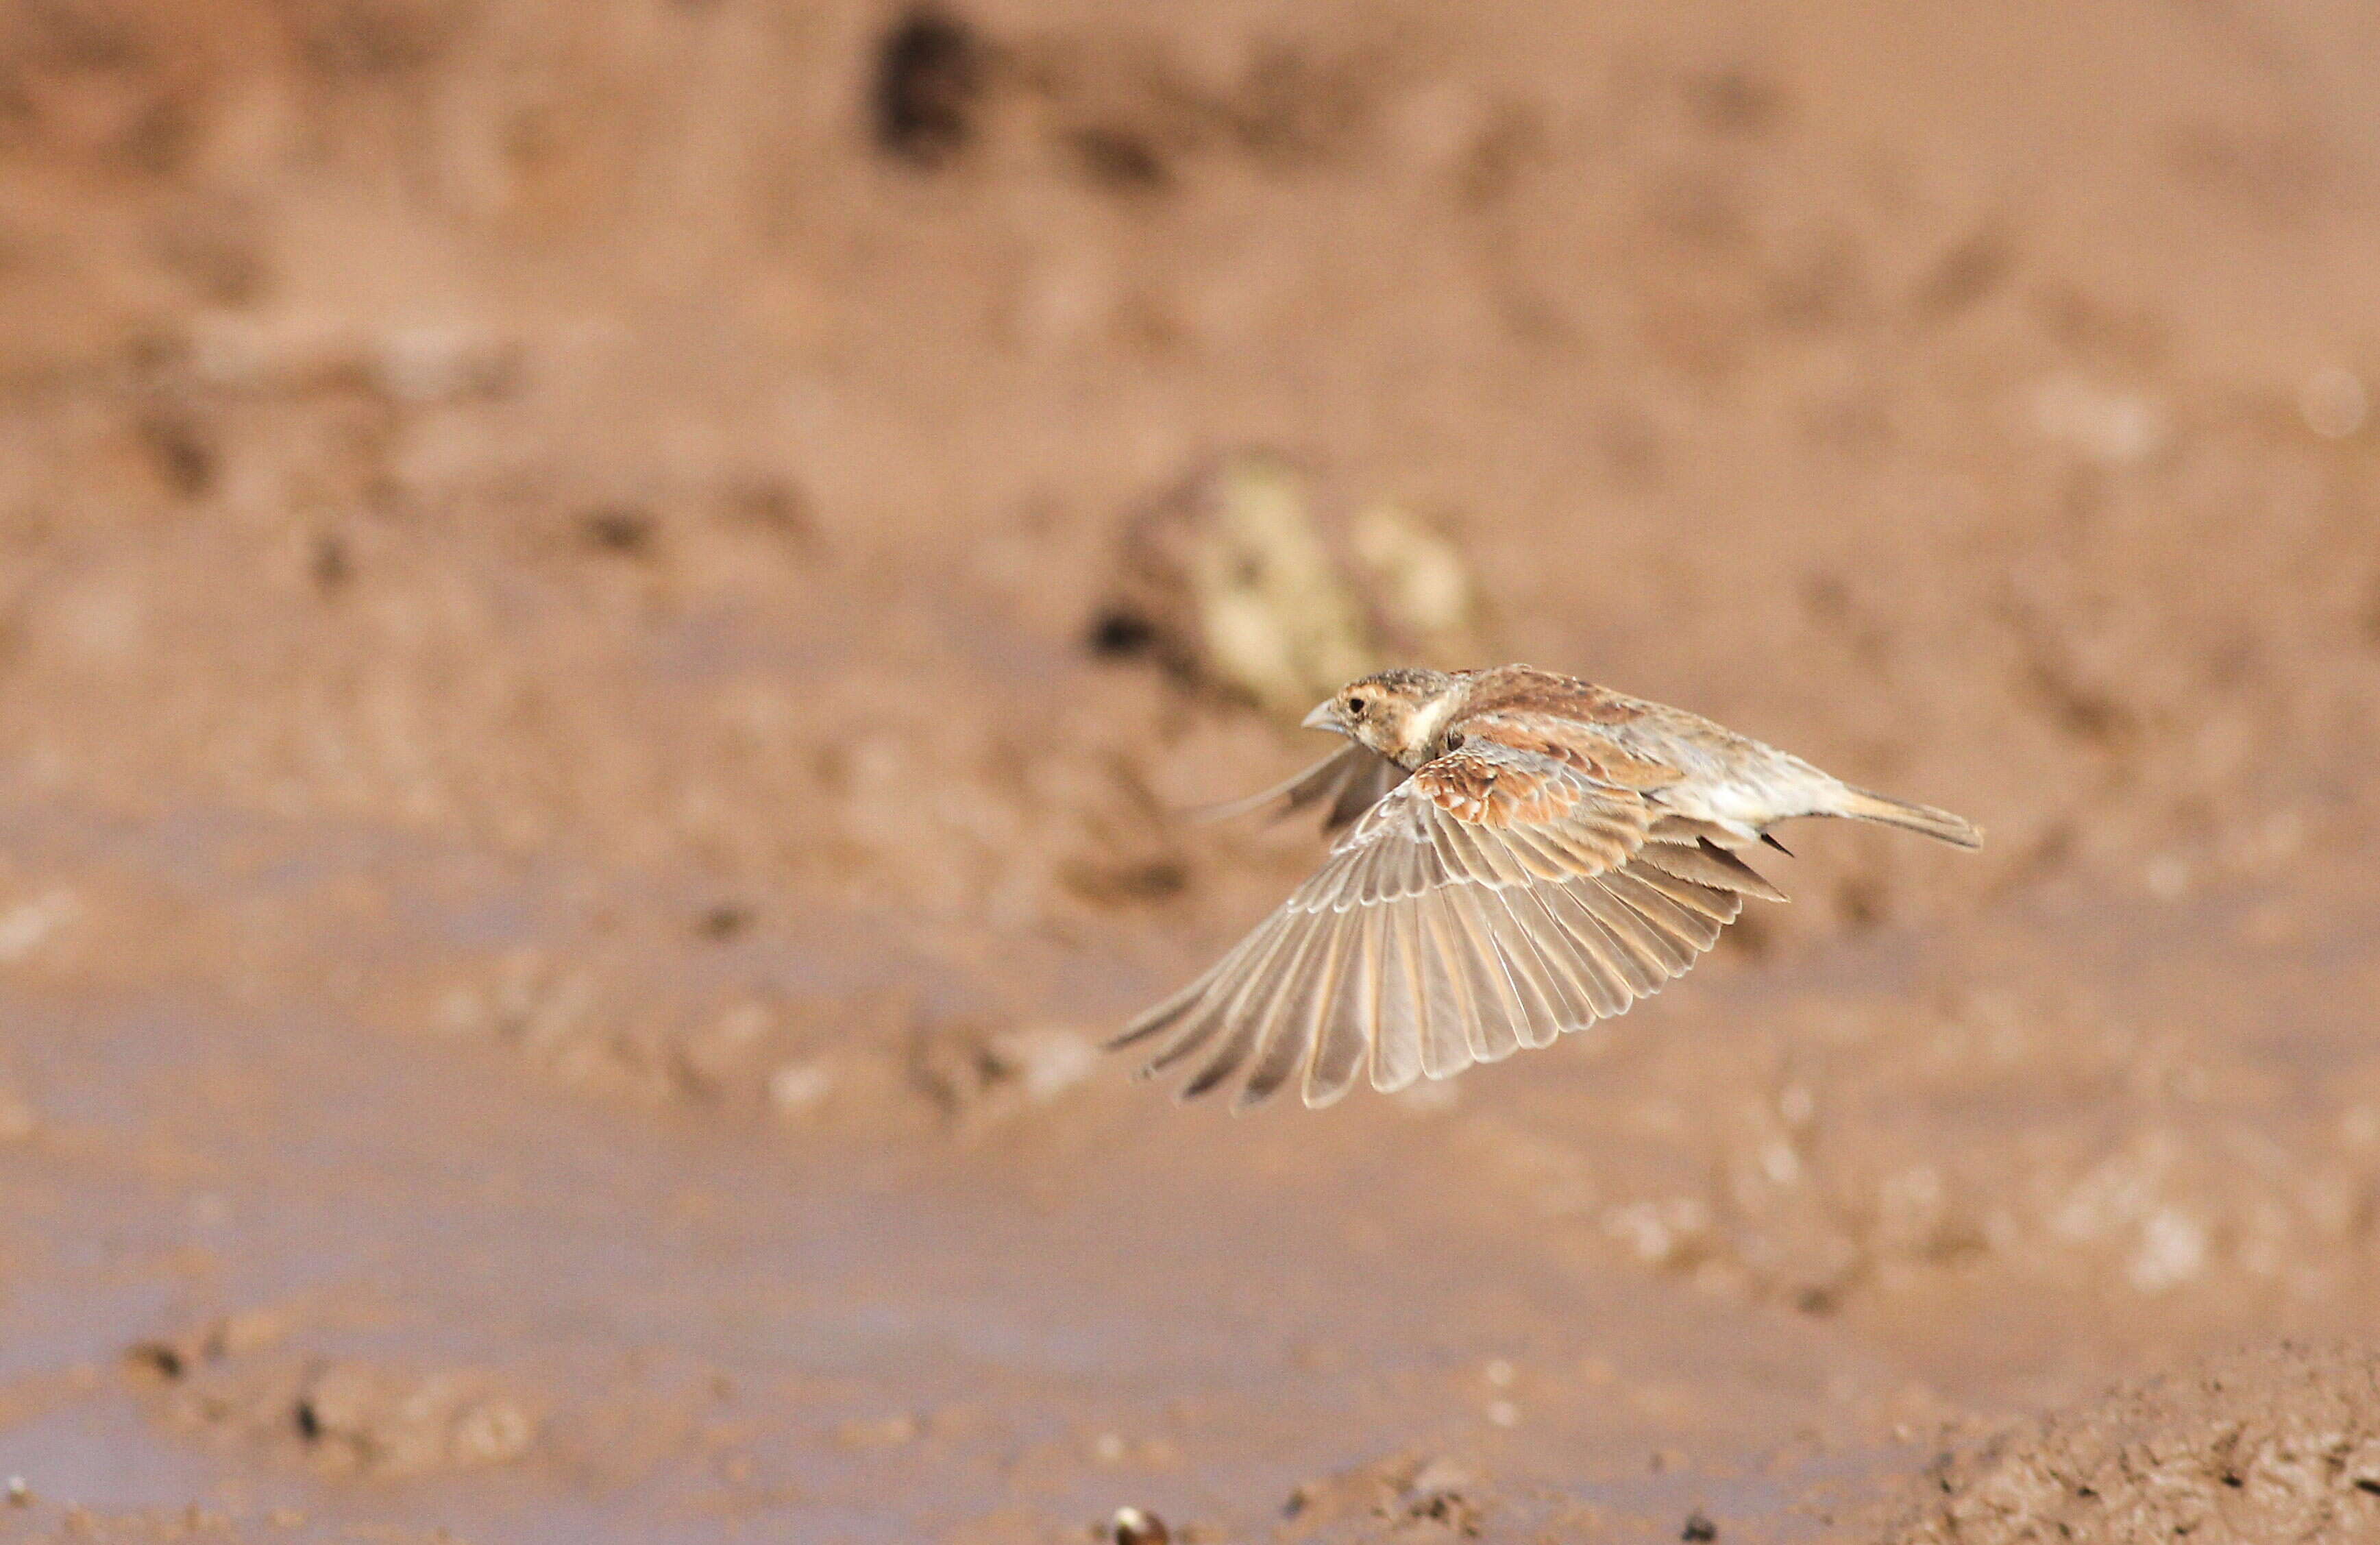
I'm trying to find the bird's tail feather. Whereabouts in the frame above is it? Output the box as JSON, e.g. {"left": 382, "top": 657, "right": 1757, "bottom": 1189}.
{"left": 1830, "top": 785, "right": 1983, "bottom": 849}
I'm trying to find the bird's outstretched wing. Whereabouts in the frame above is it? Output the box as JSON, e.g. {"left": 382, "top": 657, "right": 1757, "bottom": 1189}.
{"left": 1113, "top": 740, "right": 1782, "bottom": 1110}
{"left": 1188, "top": 742, "right": 1408, "bottom": 836}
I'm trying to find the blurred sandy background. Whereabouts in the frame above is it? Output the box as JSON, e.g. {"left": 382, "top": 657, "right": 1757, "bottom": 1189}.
{"left": 1, "top": 1, "right": 2379, "bottom": 1540}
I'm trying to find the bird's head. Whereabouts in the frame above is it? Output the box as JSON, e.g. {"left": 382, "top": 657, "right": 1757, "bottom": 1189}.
{"left": 1303, "top": 668, "right": 1464, "bottom": 768}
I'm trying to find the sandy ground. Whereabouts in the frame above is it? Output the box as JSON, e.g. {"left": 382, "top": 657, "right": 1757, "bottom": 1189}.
{"left": 2, "top": 1, "right": 2380, "bottom": 1540}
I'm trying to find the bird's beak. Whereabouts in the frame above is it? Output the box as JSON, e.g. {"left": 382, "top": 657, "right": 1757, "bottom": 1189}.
{"left": 1301, "top": 699, "right": 1345, "bottom": 734}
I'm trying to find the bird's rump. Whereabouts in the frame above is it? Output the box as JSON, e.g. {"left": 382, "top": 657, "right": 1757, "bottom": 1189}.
{"left": 1114, "top": 742, "right": 1782, "bottom": 1110}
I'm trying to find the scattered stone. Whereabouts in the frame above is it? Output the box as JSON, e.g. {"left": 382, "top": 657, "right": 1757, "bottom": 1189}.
{"left": 910, "top": 1022, "right": 1097, "bottom": 1125}
{"left": 1285, "top": 1452, "right": 1482, "bottom": 1535}
{"left": 373, "top": 324, "right": 518, "bottom": 404}
{"left": 1603, "top": 1197, "right": 1713, "bottom": 1269}
{"left": 292, "top": 1363, "right": 538, "bottom": 1476}
{"left": 1109, "top": 1505, "right": 1168, "bottom": 1545}
{"left": 2028, "top": 375, "right": 2168, "bottom": 467}
{"left": 2300, "top": 367, "right": 2368, "bottom": 439}
{"left": 990, "top": 1025, "right": 1098, "bottom": 1104}
{"left": 449, "top": 1396, "right": 537, "bottom": 1465}
{"left": 767, "top": 1058, "right": 837, "bottom": 1118}
{"left": 127, "top": 1317, "right": 540, "bottom": 1481}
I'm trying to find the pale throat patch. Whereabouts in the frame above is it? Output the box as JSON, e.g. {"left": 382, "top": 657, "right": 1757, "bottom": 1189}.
{"left": 1400, "top": 690, "right": 1463, "bottom": 760}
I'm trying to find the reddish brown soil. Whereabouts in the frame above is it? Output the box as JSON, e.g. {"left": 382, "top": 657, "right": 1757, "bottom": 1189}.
{"left": 2, "top": 1, "right": 2380, "bottom": 1541}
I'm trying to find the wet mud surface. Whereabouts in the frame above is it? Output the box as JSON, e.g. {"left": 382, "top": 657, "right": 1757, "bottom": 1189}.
{"left": 3, "top": 1, "right": 2380, "bottom": 1540}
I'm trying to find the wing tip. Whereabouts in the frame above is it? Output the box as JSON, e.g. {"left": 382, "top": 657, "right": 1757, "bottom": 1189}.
{"left": 1106, "top": 1022, "right": 1161, "bottom": 1053}
{"left": 1301, "top": 1079, "right": 1356, "bottom": 1110}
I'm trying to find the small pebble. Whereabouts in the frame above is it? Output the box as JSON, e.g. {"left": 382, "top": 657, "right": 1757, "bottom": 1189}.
{"left": 2300, "top": 367, "right": 2368, "bottom": 439}
{"left": 1110, "top": 1505, "right": 1168, "bottom": 1545}
{"left": 6, "top": 1475, "right": 27, "bottom": 1505}
{"left": 451, "top": 1398, "right": 536, "bottom": 1464}
{"left": 768, "top": 1060, "right": 836, "bottom": 1117}
{"left": 1683, "top": 1510, "right": 1718, "bottom": 1541}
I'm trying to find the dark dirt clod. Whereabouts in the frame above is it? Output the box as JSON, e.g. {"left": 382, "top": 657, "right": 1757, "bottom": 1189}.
{"left": 1069, "top": 127, "right": 1170, "bottom": 192}
{"left": 136, "top": 410, "right": 214, "bottom": 498}
{"left": 125, "top": 1342, "right": 184, "bottom": 1381}
{"left": 1086, "top": 608, "right": 1157, "bottom": 657}
{"left": 580, "top": 507, "right": 656, "bottom": 555}
{"left": 872, "top": 8, "right": 983, "bottom": 167}
{"left": 311, "top": 533, "right": 352, "bottom": 592}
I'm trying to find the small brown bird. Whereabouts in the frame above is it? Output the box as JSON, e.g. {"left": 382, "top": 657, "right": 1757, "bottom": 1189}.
{"left": 1114, "top": 665, "right": 1980, "bottom": 1110}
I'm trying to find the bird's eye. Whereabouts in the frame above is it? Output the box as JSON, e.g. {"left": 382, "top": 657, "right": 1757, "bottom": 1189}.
{"left": 1345, "top": 696, "right": 1366, "bottom": 715}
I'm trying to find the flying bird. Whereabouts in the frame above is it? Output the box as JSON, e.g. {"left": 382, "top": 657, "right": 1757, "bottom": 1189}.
{"left": 1113, "top": 664, "right": 1980, "bottom": 1110}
